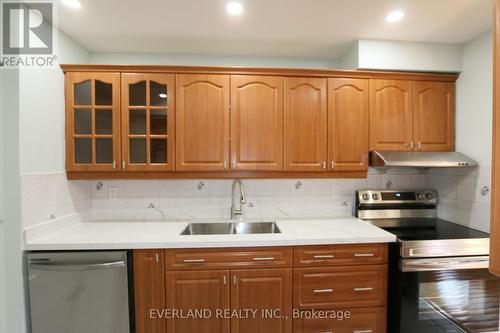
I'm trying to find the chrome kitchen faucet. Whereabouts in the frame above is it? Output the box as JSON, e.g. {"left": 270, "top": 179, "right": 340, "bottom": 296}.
{"left": 231, "top": 179, "right": 246, "bottom": 220}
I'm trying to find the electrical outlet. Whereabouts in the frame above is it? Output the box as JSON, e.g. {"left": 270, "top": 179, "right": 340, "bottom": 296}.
{"left": 108, "top": 187, "right": 118, "bottom": 201}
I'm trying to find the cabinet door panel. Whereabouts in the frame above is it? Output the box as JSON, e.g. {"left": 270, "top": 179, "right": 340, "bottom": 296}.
{"left": 122, "top": 73, "right": 175, "bottom": 171}
{"left": 166, "top": 270, "right": 230, "bottom": 333}
{"left": 231, "top": 75, "right": 283, "bottom": 171}
{"left": 328, "top": 78, "right": 369, "bottom": 171}
{"left": 65, "top": 72, "right": 121, "bottom": 172}
{"left": 176, "top": 74, "right": 230, "bottom": 171}
{"left": 413, "top": 81, "right": 455, "bottom": 151}
{"left": 231, "top": 268, "right": 292, "bottom": 333}
{"left": 284, "top": 78, "right": 327, "bottom": 171}
{"left": 370, "top": 79, "right": 413, "bottom": 151}
{"left": 134, "top": 250, "right": 166, "bottom": 333}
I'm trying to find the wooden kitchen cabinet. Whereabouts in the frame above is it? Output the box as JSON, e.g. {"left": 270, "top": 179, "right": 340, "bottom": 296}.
{"left": 65, "top": 72, "right": 121, "bottom": 172}
{"left": 121, "top": 73, "right": 175, "bottom": 171}
{"left": 328, "top": 78, "right": 369, "bottom": 171}
{"left": 231, "top": 268, "right": 292, "bottom": 333}
{"left": 176, "top": 74, "right": 230, "bottom": 171}
{"left": 230, "top": 75, "right": 283, "bottom": 171}
{"left": 413, "top": 81, "right": 455, "bottom": 151}
{"left": 284, "top": 77, "right": 327, "bottom": 172}
{"left": 370, "top": 79, "right": 413, "bottom": 151}
{"left": 165, "top": 270, "right": 230, "bottom": 333}
{"left": 133, "top": 250, "right": 166, "bottom": 333}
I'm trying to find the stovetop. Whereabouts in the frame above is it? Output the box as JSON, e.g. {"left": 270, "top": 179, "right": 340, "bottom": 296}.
{"left": 367, "top": 218, "right": 489, "bottom": 241}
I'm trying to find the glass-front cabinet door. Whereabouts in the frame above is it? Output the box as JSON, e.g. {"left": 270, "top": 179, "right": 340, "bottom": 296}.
{"left": 121, "top": 73, "right": 175, "bottom": 171}
{"left": 65, "top": 72, "right": 121, "bottom": 172}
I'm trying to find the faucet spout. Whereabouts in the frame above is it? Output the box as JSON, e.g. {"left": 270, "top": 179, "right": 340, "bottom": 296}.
{"left": 231, "top": 179, "right": 246, "bottom": 220}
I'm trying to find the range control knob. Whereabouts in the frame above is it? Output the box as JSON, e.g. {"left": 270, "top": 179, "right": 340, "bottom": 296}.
{"left": 362, "top": 194, "right": 370, "bottom": 200}
{"left": 416, "top": 193, "right": 425, "bottom": 200}
{"left": 372, "top": 193, "right": 380, "bottom": 200}
{"left": 426, "top": 192, "right": 435, "bottom": 200}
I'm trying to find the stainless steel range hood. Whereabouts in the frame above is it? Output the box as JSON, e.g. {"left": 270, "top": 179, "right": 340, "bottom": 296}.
{"left": 370, "top": 151, "right": 478, "bottom": 169}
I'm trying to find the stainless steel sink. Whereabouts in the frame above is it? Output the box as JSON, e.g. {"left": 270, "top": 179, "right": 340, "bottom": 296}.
{"left": 180, "top": 222, "right": 280, "bottom": 235}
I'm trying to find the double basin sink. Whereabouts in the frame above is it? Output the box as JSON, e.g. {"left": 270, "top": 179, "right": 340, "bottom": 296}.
{"left": 181, "top": 222, "right": 281, "bottom": 235}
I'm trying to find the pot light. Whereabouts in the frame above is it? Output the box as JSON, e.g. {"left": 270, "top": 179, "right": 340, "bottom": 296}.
{"left": 227, "top": 2, "right": 243, "bottom": 16}
{"left": 159, "top": 93, "right": 167, "bottom": 99}
{"left": 386, "top": 10, "right": 405, "bottom": 23}
{"left": 61, "top": 0, "right": 81, "bottom": 9}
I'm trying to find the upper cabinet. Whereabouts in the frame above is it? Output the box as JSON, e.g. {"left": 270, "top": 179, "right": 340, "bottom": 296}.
{"left": 328, "top": 78, "right": 369, "bottom": 171}
{"left": 369, "top": 79, "right": 413, "bottom": 151}
{"left": 63, "top": 66, "right": 458, "bottom": 178}
{"left": 370, "top": 79, "right": 455, "bottom": 152}
{"left": 176, "top": 74, "right": 230, "bottom": 171}
{"left": 230, "top": 75, "right": 283, "bottom": 171}
{"left": 413, "top": 81, "right": 455, "bottom": 151}
{"left": 284, "top": 77, "right": 327, "bottom": 172}
{"left": 121, "top": 73, "right": 175, "bottom": 171}
{"left": 65, "top": 72, "right": 121, "bottom": 172}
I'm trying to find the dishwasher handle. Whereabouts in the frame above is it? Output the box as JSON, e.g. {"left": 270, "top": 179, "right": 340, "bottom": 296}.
{"left": 29, "top": 260, "right": 126, "bottom": 272}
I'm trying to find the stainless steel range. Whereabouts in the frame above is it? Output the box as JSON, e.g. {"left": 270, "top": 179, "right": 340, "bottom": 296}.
{"left": 356, "top": 189, "right": 498, "bottom": 333}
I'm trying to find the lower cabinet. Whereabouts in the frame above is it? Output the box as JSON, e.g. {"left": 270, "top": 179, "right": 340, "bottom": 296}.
{"left": 133, "top": 249, "right": 166, "bottom": 333}
{"left": 134, "top": 245, "right": 388, "bottom": 333}
{"left": 231, "top": 269, "right": 292, "bottom": 333}
{"left": 165, "top": 270, "right": 230, "bottom": 333}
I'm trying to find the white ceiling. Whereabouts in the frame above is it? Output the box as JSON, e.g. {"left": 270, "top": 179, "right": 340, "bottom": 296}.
{"left": 58, "top": 0, "right": 493, "bottom": 58}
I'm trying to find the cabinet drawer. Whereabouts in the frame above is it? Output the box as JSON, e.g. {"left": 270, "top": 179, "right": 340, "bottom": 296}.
{"left": 294, "top": 244, "right": 387, "bottom": 267}
{"left": 165, "top": 247, "right": 292, "bottom": 270}
{"left": 293, "top": 307, "right": 386, "bottom": 333}
{"left": 293, "top": 266, "right": 387, "bottom": 309}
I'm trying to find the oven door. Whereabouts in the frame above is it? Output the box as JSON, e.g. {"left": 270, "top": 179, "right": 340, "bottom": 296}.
{"left": 389, "top": 256, "right": 500, "bottom": 333}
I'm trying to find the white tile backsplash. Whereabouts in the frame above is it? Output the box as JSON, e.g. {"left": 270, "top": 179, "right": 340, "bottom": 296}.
{"left": 429, "top": 163, "right": 492, "bottom": 232}
{"left": 21, "top": 167, "right": 491, "bottom": 233}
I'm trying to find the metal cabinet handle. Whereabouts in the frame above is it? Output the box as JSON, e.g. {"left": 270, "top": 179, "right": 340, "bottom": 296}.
{"left": 355, "top": 253, "right": 374, "bottom": 257}
{"left": 353, "top": 330, "right": 373, "bottom": 333}
{"left": 112, "top": 160, "right": 116, "bottom": 169}
{"left": 323, "top": 161, "right": 326, "bottom": 169}
{"left": 122, "top": 160, "right": 126, "bottom": 169}
{"left": 223, "top": 275, "right": 227, "bottom": 285}
{"left": 417, "top": 141, "right": 422, "bottom": 149}
{"left": 353, "top": 287, "right": 374, "bottom": 292}
{"left": 253, "top": 257, "right": 275, "bottom": 261}
{"left": 410, "top": 141, "right": 414, "bottom": 149}
{"left": 314, "top": 255, "right": 334, "bottom": 260}
{"left": 155, "top": 253, "right": 159, "bottom": 263}
{"left": 318, "top": 331, "right": 333, "bottom": 333}
{"left": 183, "top": 259, "right": 206, "bottom": 263}
{"left": 224, "top": 160, "right": 227, "bottom": 169}
{"left": 29, "top": 260, "right": 126, "bottom": 272}
{"left": 330, "top": 161, "right": 335, "bottom": 169}
{"left": 313, "top": 288, "right": 333, "bottom": 294}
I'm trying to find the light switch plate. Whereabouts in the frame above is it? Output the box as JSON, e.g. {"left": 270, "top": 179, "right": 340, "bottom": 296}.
{"left": 108, "top": 187, "right": 118, "bottom": 201}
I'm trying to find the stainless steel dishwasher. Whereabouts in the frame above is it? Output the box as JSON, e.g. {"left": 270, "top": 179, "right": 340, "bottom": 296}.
{"left": 27, "top": 251, "right": 131, "bottom": 333}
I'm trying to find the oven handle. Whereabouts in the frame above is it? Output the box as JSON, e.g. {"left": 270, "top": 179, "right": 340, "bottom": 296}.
{"left": 400, "top": 256, "right": 489, "bottom": 272}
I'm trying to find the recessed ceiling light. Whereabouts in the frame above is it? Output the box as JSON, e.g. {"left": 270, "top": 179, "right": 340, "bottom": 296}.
{"left": 386, "top": 10, "right": 405, "bottom": 23}
{"left": 227, "top": 2, "right": 243, "bottom": 16}
{"left": 61, "top": 0, "right": 81, "bottom": 9}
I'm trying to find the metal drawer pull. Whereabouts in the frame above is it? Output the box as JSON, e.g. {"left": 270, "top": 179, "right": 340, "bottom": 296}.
{"left": 318, "top": 331, "right": 333, "bottom": 333}
{"left": 313, "top": 288, "right": 333, "bottom": 294}
{"left": 253, "top": 257, "right": 275, "bottom": 261}
{"left": 314, "top": 255, "right": 334, "bottom": 259}
{"left": 354, "top": 287, "right": 374, "bottom": 292}
{"left": 183, "top": 259, "right": 206, "bottom": 263}
{"left": 353, "top": 330, "right": 373, "bottom": 333}
{"left": 29, "top": 260, "right": 126, "bottom": 272}
{"left": 354, "top": 253, "right": 374, "bottom": 257}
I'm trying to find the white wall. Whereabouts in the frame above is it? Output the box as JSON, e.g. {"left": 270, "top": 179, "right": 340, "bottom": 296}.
{"left": 1, "top": 68, "right": 25, "bottom": 333}
{"left": 91, "top": 52, "right": 339, "bottom": 69}
{"left": 341, "top": 40, "right": 463, "bottom": 72}
{"left": 20, "top": 32, "right": 90, "bottom": 175}
{"left": 430, "top": 30, "right": 493, "bottom": 232}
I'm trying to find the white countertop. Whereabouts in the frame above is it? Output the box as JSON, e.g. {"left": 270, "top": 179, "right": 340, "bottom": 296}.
{"left": 24, "top": 217, "right": 396, "bottom": 251}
